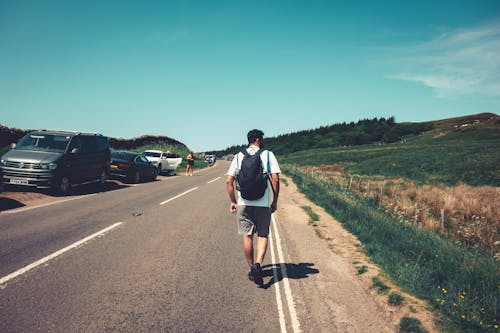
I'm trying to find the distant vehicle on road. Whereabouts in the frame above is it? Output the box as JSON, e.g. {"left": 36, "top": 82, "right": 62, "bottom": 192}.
{"left": 0, "top": 130, "right": 110, "bottom": 195}
{"left": 110, "top": 151, "right": 158, "bottom": 183}
{"left": 142, "top": 150, "right": 182, "bottom": 175}
{"left": 203, "top": 154, "right": 217, "bottom": 164}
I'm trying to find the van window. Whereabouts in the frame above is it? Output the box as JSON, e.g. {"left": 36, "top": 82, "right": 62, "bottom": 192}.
{"left": 96, "top": 137, "right": 109, "bottom": 151}
{"left": 16, "top": 133, "right": 71, "bottom": 152}
{"left": 68, "top": 137, "right": 83, "bottom": 153}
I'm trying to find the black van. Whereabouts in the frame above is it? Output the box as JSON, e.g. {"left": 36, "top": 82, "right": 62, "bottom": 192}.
{"left": 0, "top": 130, "right": 111, "bottom": 195}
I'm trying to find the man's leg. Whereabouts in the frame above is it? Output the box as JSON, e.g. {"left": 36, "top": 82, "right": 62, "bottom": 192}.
{"left": 255, "top": 236, "right": 268, "bottom": 265}
{"left": 243, "top": 234, "right": 254, "bottom": 268}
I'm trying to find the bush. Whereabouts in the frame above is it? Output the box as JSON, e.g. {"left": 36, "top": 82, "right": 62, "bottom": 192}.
{"left": 399, "top": 317, "right": 427, "bottom": 333}
{"left": 388, "top": 292, "right": 405, "bottom": 306}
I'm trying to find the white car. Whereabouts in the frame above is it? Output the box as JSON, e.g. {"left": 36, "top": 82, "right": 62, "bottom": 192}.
{"left": 142, "top": 150, "right": 183, "bottom": 175}
{"left": 203, "top": 154, "right": 216, "bottom": 164}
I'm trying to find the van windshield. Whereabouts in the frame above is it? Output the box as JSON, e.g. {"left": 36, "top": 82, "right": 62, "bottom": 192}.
{"left": 16, "top": 134, "right": 71, "bottom": 152}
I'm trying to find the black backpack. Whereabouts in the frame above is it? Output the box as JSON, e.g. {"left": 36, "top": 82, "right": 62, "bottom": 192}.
{"left": 236, "top": 148, "right": 270, "bottom": 200}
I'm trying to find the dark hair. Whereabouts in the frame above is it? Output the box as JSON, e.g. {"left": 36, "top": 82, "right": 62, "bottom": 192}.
{"left": 247, "top": 129, "right": 264, "bottom": 144}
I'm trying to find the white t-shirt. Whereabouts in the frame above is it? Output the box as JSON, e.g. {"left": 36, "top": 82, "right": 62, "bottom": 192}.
{"left": 227, "top": 145, "right": 281, "bottom": 207}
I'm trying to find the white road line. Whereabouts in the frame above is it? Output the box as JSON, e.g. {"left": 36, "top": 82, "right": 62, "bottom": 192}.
{"left": 0, "top": 222, "right": 123, "bottom": 286}
{"left": 272, "top": 214, "right": 301, "bottom": 333}
{"left": 2, "top": 194, "right": 98, "bottom": 214}
{"left": 269, "top": 227, "right": 287, "bottom": 333}
{"left": 207, "top": 177, "right": 221, "bottom": 184}
{"left": 159, "top": 187, "right": 199, "bottom": 205}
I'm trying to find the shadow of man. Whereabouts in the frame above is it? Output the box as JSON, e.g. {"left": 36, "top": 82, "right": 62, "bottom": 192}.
{"left": 260, "top": 263, "right": 319, "bottom": 289}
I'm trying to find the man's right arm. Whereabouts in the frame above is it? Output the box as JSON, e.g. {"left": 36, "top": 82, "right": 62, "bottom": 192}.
{"left": 226, "top": 175, "right": 238, "bottom": 213}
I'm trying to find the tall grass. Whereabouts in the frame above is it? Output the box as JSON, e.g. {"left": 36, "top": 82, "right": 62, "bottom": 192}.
{"left": 284, "top": 166, "right": 499, "bottom": 332}
{"left": 301, "top": 165, "right": 500, "bottom": 256}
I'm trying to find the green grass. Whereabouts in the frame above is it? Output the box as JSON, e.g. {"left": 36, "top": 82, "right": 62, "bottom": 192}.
{"left": 372, "top": 276, "right": 391, "bottom": 294}
{"left": 301, "top": 205, "right": 319, "bottom": 223}
{"left": 357, "top": 265, "right": 368, "bottom": 275}
{"left": 281, "top": 128, "right": 500, "bottom": 186}
{"left": 285, "top": 166, "right": 499, "bottom": 332}
{"left": 399, "top": 317, "right": 428, "bottom": 333}
{"left": 388, "top": 292, "right": 405, "bottom": 306}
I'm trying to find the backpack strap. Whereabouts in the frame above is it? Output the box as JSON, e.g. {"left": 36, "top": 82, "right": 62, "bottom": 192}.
{"left": 267, "top": 150, "right": 270, "bottom": 173}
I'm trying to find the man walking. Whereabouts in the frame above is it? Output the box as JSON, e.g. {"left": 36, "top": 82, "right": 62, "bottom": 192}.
{"left": 226, "top": 129, "right": 280, "bottom": 285}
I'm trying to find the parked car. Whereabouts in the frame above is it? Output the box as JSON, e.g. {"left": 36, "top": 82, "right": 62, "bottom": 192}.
{"left": 203, "top": 154, "right": 216, "bottom": 164}
{"left": 0, "top": 130, "right": 110, "bottom": 195}
{"left": 110, "top": 151, "right": 158, "bottom": 183}
{"left": 141, "top": 150, "right": 183, "bottom": 175}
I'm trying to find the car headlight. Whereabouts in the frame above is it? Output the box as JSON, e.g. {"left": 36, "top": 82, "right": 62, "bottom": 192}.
{"left": 40, "top": 162, "right": 58, "bottom": 170}
{"left": 0, "top": 159, "right": 6, "bottom": 166}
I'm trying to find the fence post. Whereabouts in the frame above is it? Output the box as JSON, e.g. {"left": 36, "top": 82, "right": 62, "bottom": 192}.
{"left": 440, "top": 208, "right": 445, "bottom": 231}
{"left": 414, "top": 203, "right": 419, "bottom": 225}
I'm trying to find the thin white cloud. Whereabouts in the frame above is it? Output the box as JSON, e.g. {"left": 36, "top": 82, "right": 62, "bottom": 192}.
{"left": 386, "top": 20, "right": 500, "bottom": 98}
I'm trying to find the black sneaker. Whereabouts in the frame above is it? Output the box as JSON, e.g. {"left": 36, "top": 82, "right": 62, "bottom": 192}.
{"left": 249, "top": 263, "right": 263, "bottom": 285}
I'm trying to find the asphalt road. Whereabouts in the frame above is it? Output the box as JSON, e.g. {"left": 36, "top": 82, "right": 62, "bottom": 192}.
{"left": 0, "top": 161, "right": 302, "bottom": 333}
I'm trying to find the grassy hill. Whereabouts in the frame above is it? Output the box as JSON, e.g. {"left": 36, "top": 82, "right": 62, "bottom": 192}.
{"left": 217, "top": 116, "right": 434, "bottom": 156}
{"left": 0, "top": 125, "right": 191, "bottom": 156}
{"left": 270, "top": 113, "right": 499, "bottom": 332}
{"left": 281, "top": 120, "right": 500, "bottom": 186}
{"left": 219, "top": 113, "right": 499, "bottom": 187}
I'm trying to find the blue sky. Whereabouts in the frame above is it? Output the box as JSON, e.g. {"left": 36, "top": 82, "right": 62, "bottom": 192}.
{"left": 1, "top": 1, "right": 499, "bottom": 152}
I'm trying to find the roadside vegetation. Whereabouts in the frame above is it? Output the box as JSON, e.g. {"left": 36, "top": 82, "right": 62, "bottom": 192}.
{"left": 285, "top": 166, "right": 499, "bottom": 332}
{"left": 250, "top": 106, "right": 498, "bottom": 333}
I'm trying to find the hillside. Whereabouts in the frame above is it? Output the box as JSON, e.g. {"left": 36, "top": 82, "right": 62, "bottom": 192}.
{"left": 276, "top": 113, "right": 499, "bottom": 332}
{"left": 280, "top": 113, "right": 499, "bottom": 186}
{"left": 218, "top": 113, "right": 497, "bottom": 156}
{"left": 0, "top": 125, "right": 188, "bottom": 155}
{"left": 217, "top": 113, "right": 499, "bottom": 186}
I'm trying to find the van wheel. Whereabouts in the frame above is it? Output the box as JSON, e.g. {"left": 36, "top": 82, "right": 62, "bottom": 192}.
{"left": 132, "top": 171, "right": 141, "bottom": 184}
{"left": 58, "top": 176, "right": 71, "bottom": 195}
{"left": 99, "top": 170, "right": 108, "bottom": 185}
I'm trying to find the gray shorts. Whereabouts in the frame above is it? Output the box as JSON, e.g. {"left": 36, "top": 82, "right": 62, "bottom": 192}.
{"left": 236, "top": 206, "right": 272, "bottom": 237}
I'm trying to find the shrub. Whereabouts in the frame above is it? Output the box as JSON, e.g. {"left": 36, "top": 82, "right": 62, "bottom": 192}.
{"left": 399, "top": 317, "right": 427, "bottom": 333}
{"left": 388, "top": 292, "right": 405, "bottom": 306}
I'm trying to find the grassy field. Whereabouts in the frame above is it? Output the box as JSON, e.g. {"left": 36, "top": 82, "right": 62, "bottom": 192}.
{"left": 281, "top": 126, "right": 500, "bottom": 187}
{"left": 285, "top": 166, "right": 499, "bottom": 332}
{"left": 277, "top": 116, "right": 499, "bottom": 332}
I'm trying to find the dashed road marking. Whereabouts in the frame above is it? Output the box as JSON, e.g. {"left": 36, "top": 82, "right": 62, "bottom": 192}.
{"left": 0, "top": 222, "right": 123, "bottom": 286}
{"left": 207, "top": 177, "right": 221, "bottom": 184}
{"left": 159, "top": 187, "right": 199, "bottom": 205}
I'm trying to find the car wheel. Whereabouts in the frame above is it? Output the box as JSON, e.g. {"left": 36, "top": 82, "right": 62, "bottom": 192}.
{"left": 132, "top": 170, "right": 141, "bottom": 184}
{"left": 157, "top": 164, "right": 162, "bottom": 175}
{"left": 58, "top": 176, "right": 71, "bottom": 195}
{"left": 151, "top": 168, "right": 158, "bottom": 181}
